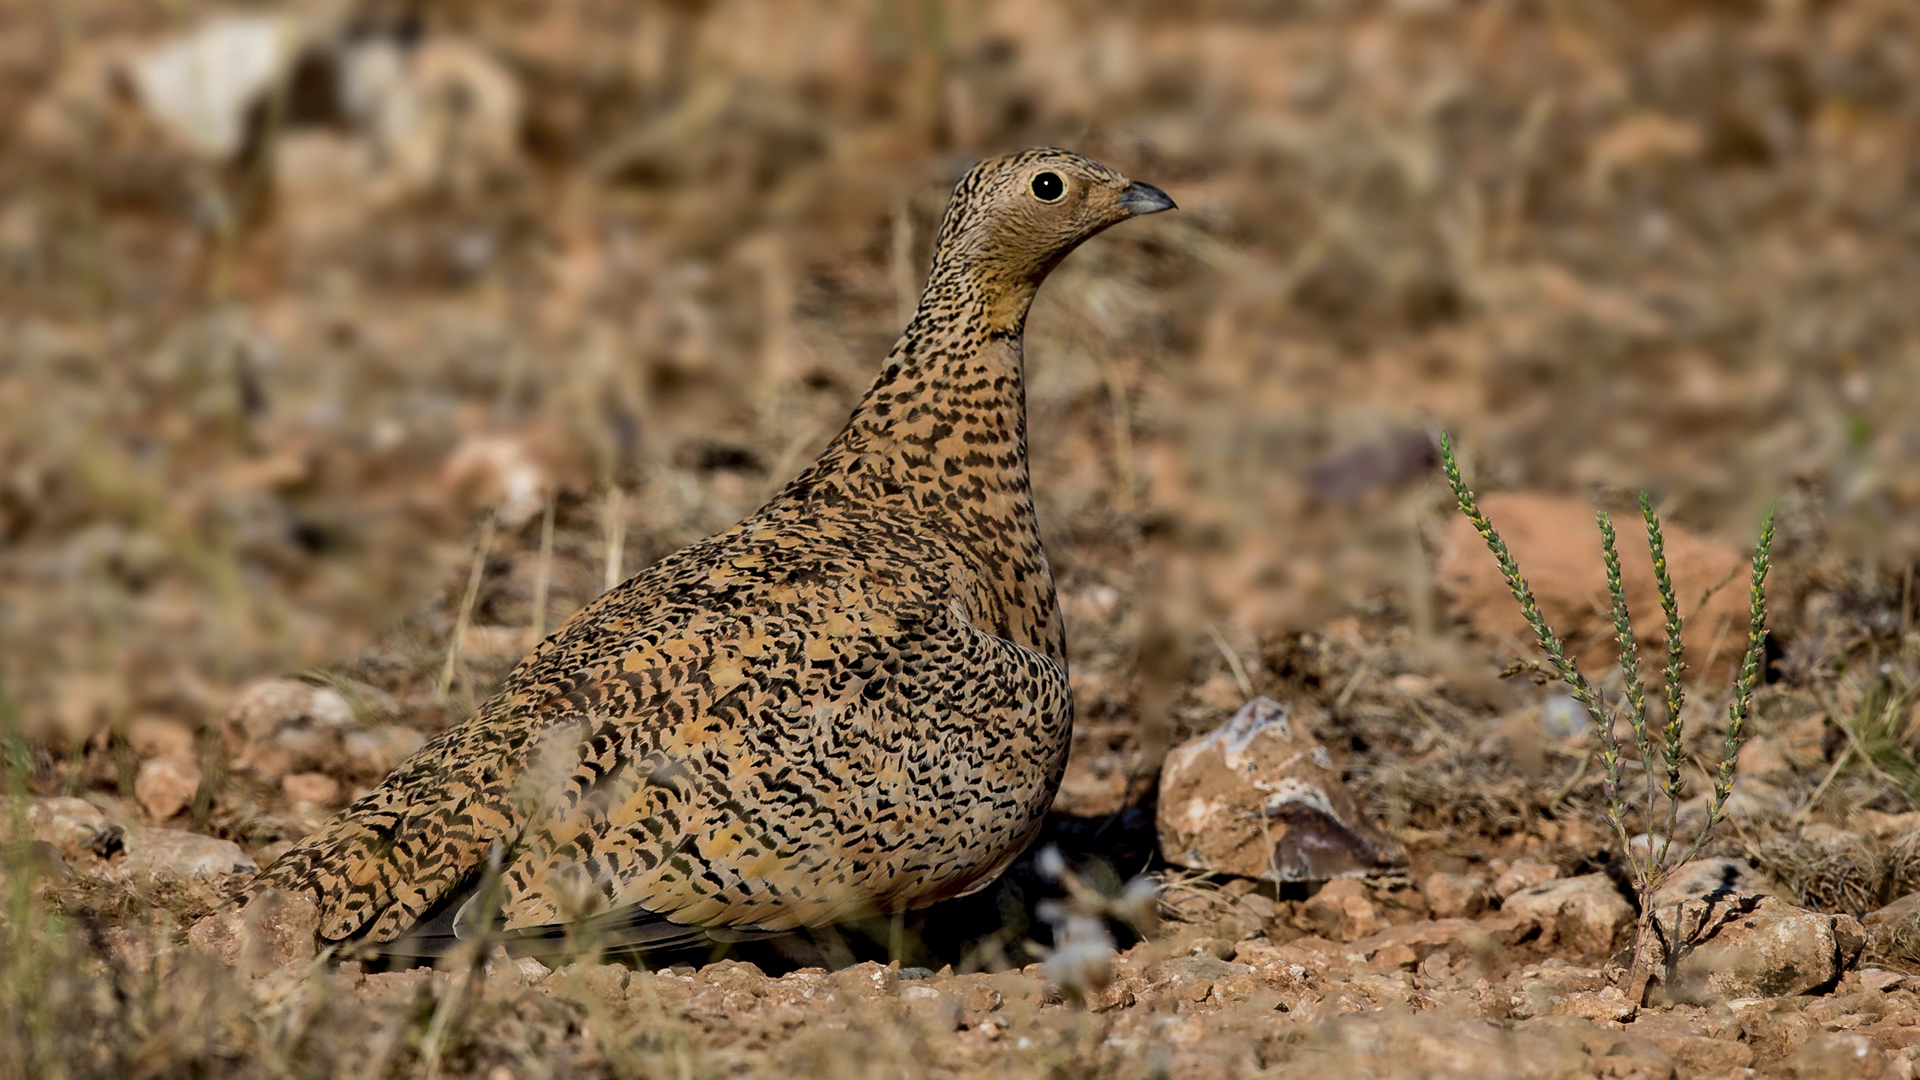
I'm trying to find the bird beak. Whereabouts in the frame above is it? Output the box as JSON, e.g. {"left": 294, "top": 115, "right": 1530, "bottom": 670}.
{"left": 1118, "top": 181, "right": 1177, "bottom": 216}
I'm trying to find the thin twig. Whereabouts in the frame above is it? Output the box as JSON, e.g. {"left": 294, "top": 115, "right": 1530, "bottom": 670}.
{"left": 437, "top": 513, "right": 498, "bottom": 704}
{"left": 531, "top": 496, "right": 556, "bottom": 642}
{"left": 1204, "top": 623, "right": 1254, "bottom": 699}
{"left": 602, "top": 486, "right": 626, "bottom": 592}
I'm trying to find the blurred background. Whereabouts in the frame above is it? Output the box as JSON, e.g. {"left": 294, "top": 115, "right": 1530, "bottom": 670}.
{"left": 2, "top": 0, "right": 1917, "bottom": 863}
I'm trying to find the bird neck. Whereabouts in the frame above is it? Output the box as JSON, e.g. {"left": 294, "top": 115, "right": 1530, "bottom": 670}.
{"left": 827, "top": 263, "right": 1041, "bottom": 479}
{"left": 788, "top": 264, "right": 1064, "bottom": 658}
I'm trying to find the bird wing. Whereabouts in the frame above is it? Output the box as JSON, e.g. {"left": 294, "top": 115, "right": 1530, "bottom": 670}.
{"left": 479, "top": 592, "right": 1072, "bottom": 945}
{"left": 246, "top": 544, "right": 731, "bottom": 945}
{"left": 254, "top": 540, "right": 1069, "bottom": 954}
{"left": 247, "top": 698, "right": 529, "bottom": 944}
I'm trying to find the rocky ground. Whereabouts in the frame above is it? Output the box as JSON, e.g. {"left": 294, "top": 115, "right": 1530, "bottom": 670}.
{"left": 4, "top": 1, "right": 1920, "bottom": 1078}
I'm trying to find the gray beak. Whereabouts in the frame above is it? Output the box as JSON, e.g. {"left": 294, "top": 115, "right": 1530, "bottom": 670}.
{"left": 1118, "top": 181, "right": 1177, "bottom": 216}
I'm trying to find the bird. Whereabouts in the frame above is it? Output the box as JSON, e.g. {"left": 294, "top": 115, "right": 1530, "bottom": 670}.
{"left": 248, "top": 147, "right": 1177, "bottom": 957}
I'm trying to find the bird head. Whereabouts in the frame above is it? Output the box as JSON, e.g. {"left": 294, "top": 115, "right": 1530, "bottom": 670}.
{"left": 929, "top": 147, "right": 1176, "bottom": 293}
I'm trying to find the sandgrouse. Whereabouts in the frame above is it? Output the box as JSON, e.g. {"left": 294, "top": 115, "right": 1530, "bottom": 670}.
{"left": 251, "top": 148, "right": 1176, "bottom": 955}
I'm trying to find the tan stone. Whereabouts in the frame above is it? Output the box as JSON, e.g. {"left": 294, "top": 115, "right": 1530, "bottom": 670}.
{"left": 1157, "top": 697, "right": 1405, "bottom": 883}
{"left": 112, "top": 828, "right": 257, "bottom": 884}
{"left": 1865, "top": 892, "right": 1920, "bottom": 969}
{"left": 13, "top": 796, "right": 115, "bottom": 864}
{"left": 1656, "top": 895, "right": 1865, "bottom": 1002}
{"left": 1502, "top": 874, "right": 1633, "bottom": 959}
{"left": 1648, "top": 855, "right": 1777, "bottom": 907}
{"left": 1787, "top": 1032, "right": 1895, "bottom": 1080}
{"left": 1422, "top": 872, "right": 1490, "bottom": 919}
{"left": 223, "top": 678, "right": 357, "bottom": 782}
{"left": 1557, "top": 985, "right": 1634, "bottom": 1025}
{"left": 126, "top": 716, "right": 197, "bottom": 761}
{"left": 1302, "top": 878, "right": 1385, "bottom": 943}
{"left": 135, "top": 755, "right": 202, "bottom": 821}
{"left": 1627, "top": 1011, "right": 1755, "bottom": 1074}
{"left": 1492, "top": 860, "right": 1560, "bottom": 900}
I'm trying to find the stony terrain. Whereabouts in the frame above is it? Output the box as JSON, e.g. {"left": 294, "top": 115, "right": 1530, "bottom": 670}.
{"left": 4, "top": 1, "right": 1920, "bottom": 1077}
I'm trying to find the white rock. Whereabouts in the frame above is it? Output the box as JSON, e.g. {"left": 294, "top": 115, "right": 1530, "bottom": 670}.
{"left": 111, "top": 827, "right": 257, "bottom": 884}
{"left": 127, "top": 14, "right": 311, "bottom": 159}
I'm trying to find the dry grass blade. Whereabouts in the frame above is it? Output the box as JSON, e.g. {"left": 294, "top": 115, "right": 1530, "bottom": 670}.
{"left": 437, "top": 512, "right": 499, "bottom": 704}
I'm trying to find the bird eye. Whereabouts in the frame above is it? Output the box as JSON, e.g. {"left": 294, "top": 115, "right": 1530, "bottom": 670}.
{"left": 1030, "top": 171, "right": 1065, "bottom": 202}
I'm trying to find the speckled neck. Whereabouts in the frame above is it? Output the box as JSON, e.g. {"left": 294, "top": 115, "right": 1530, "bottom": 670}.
{"left": 779, "top": 266, "right": 1062, "bottom": 659}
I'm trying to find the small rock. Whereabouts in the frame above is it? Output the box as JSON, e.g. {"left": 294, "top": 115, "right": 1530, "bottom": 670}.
{"left": 1140, "top": 953, "right": 1256, "bottom": 1012}
{"left": 112, "top": 828, "right": 258, "bottom": 884}
{"left": 1590, "top": 1036, "right": 1678, "bottom": 1080}
{"left": 343, "top": 726, "right": 426, "bottom": 778}
{"left": 188, "top": 889, "right": 320, "bottom": 977}
{"left": 1505, "top": 959, "right": 1608, "bottom": 1020}
{"left": 14, "top": 796, "right": 114, "bottom": 864}
{"left": 1864, "top": 892, "right": 1920, "bottom": 969}
{"left": 1862, "top": 812, "right": 1920, "bottom": 844}
{"left": 1492, "top": 860, "right": 1561, "bottom": 901}
{"left": 1558, "top": 985, "right": 1634, "bottom": 1025}
{"left": 282, "top": 771, "right": 341, "bottom": 808}
{"left": 0, "top": 840, "right": 73, "bottom": 885}
{"left": 1157, "top": 697, "right": 1406, "bottom": 882}
{"left": 1350, "top": 918, "right": 1506, "bottom": 971}
{"left": 224, "top": 678, "right": 357, "bottom": 782}
{"left": 439, "top": 434, "right": 554, "bottom": 530}
{"left": 1627, "top": 1012, "right": 1755, "bottom": 1074}
{"left": 1302, "top": 878, "right": 1384, "bottom": 942}
{"left": 1731, "top": 998, "right": 1820, "bottom": 1059}
{"left": 1734, "top": 721, "right": 1827, "bottom": 782}
{"left": 963, "top": 980, "right": 1004, "bottom": 1013}
{"left": 126, "top": 13, "right": 313, "bottom": 160}
{"left": 1860, "top": 968, "right": 1907, "bottom": 994}
{"left": 1787, "top": 1033, "right": 1894, "bottom": 1080}
{"left": 1677, "top": 780, "right": 1793, "bottom": 831}
{"left": 1502, "top": 874, "right": 1634, "bottom": 959}
{"left": 135, "top": 755, "right": 202, "bottom": 821}
{"left": 1304, "top": 430, "right": 1435, "bottom": 503}
{"left": 1423, "top": 872, "right": 1491, "bottom": 919}
{"left": 340, "top": 36, "right": 524, "bottom": 203}
{"left": 901, "top": 984, "right": 963, "bottom": 1030}
{"left": 1656, "top": 895, "right": 1865, "bottom": 1002}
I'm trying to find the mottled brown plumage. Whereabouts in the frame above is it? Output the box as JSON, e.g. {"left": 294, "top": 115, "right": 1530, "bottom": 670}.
{"left": 251, "top": 148, "right": 1175, "bottom": 954}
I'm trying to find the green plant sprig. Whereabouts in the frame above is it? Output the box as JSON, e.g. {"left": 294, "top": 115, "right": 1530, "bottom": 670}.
{"left": 1438, "top": 432, "right": 1774, "bottom": 1009}
{"left": 1598, "top": 510, "right": 1657, "bottom": 884}
{"left": 1667, "top": 506, "right": 1774, "bottom": 875}
{"left": 1437, "top": 433, "right": 1631, "bottom": 851}
{"left": 1645, "top": 495, "right": 1690, "bottom": 868}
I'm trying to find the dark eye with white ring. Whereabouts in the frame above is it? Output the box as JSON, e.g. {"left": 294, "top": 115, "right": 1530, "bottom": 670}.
{"left": 1030, "top": 171, "right": 1065, "bottom": 202}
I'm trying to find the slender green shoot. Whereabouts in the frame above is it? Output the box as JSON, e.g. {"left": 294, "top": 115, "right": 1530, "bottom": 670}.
{"left": 1437, "top": 433, "right": 1630, "bottom": 851}
{"left": 1646, "top": 495, "right": 1689, "bottom": 868}
{"left": 1438, "top": 431, "right": 1774, "bottom": 1007}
